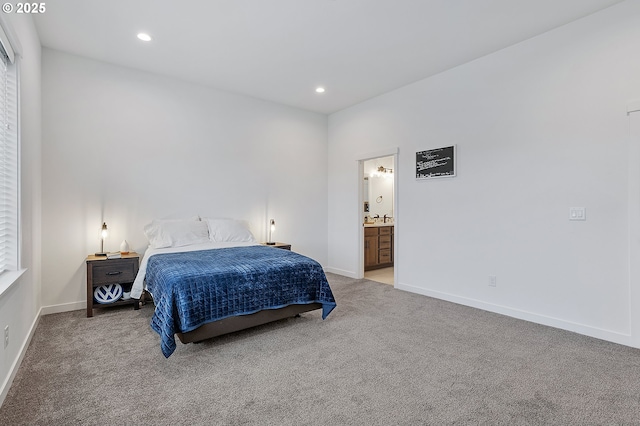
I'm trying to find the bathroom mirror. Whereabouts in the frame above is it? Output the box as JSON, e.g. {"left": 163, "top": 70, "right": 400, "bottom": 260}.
{"left": 363, "top": 156, "right": 394, "bottom": 219}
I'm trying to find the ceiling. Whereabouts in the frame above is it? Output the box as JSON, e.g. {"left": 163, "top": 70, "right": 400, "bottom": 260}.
{"left": 33, "top": 0, "right": 624, "bottom": 115}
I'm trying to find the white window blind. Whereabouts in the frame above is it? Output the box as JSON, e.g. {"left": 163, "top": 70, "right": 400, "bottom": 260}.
{"left": 0, "top": 31, "right": 18, "bottom": 274}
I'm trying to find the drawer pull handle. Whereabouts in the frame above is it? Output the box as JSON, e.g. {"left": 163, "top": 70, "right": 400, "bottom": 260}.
{"left": 106, "top": 271, "right": 122, "bottom": 276}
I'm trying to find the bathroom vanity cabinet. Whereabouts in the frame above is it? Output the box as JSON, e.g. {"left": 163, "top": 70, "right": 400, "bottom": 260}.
{"left": 364, "top": 225, "right": 394, "bottom": 271}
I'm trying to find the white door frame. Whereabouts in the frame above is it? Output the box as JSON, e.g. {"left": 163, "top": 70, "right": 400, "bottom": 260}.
{"left": 628, "top": 101, "right": 640, "bottom": 347}
{"left": 356, "top": 147, "right": 399, "bottom": 284}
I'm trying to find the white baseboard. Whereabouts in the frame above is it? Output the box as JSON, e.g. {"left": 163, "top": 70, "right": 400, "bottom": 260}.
{"left": 40, "top": 301, "right": 85, "bottom": 316}
{"left": 396, "top": 282, "right": 636, "bottom": 349}
{"left": 0, "top": 307, "right": 42, "bottom": 408}
{"left": 324, "top": 267, "right": 358, "bottom": 279}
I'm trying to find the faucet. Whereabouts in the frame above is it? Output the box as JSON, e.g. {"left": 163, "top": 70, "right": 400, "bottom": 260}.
{"left": 383, "top": 214, "right": 388, "bottom": 223}
{"left": 373, "top": 214, "right": 379, "bottom": 222}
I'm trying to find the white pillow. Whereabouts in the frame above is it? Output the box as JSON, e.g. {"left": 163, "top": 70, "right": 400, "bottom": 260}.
{"left": 205, "top": 218, "right": 256, "bottom": 243}
{"left": 144, "top": 219, "right": 210, "bottom": 248}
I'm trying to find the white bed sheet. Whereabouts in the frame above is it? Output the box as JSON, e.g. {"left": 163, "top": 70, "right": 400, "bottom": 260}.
{"left": 130, "top": 241, "right": 260, "bottom": 299}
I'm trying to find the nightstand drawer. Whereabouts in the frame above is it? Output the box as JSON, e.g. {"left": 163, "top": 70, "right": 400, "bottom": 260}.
{"left": 91, "top": 260, "right": 136, "bottom": 286}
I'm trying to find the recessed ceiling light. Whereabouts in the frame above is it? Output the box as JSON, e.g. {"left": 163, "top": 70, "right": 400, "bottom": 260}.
{"left": 137, "top": 33, "right": 152, "bottom": 42}
{"left": 315, "top": 87, "right": 326, "bottom": 93}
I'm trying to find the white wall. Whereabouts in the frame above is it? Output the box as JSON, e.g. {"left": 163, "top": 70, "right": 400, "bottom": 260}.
{"left": 41, "top": 49, "right": 328, "bottom": 311}
{"left": 0, "top": 14, "right": 42, "bottom": 404}
{"left": 366, "top": 175, "right": 393, "bottom": 219}
{"left": 328, "top": 1, "right": 640, "bottom": 346}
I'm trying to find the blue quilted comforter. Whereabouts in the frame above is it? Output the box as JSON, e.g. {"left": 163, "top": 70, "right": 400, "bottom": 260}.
{"left": 146, "top": 245, "right": 336, "bottom": 357}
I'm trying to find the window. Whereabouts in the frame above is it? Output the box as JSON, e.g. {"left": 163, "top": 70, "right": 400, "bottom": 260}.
{"left": 0, "top": 20, "right": 18, "bottom": 274}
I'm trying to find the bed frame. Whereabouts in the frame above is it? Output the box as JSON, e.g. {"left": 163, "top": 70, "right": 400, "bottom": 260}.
{"left": 176, "top": 303, "right": 323, "bottom": 344}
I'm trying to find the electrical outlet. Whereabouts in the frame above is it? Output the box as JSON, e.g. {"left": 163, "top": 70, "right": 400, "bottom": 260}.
{"left": 489, "top": 275, "right": 497, "bottom": 287}
{"left": 4, "top": 325, "right": 8, "bottom": 349}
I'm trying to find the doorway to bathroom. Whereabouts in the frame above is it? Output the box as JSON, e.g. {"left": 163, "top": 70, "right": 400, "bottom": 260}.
{"left": 361, "top": 154, "right": 396, "bottom": 286}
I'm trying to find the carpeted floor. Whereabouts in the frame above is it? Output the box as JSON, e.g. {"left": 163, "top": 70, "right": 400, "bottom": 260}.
{"left": 1, "top": 273, "right": 640, "bottom": 425}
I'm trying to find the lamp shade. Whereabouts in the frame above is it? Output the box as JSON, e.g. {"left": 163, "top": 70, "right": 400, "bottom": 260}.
{"left": 267, "top": 219, "right": 276, "bottom": 244}
{"left": 96, "top": 222, "right": 109, "bottom": 256}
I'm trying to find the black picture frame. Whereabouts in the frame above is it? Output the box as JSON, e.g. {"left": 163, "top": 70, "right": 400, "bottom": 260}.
{"left": 416, "top": 145, "right": 456, "bottom": 179}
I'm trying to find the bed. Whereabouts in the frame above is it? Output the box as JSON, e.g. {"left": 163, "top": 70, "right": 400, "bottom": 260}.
{"left": 130, "top": 218, "right": 337, "bottom": 357}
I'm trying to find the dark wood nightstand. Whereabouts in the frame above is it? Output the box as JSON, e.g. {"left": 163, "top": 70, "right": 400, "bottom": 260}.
{"left": 261, "top": 242, "right": 291, "bottom": 250}
{"left": 86, "top": 252, "right": 140, "bottom": 317}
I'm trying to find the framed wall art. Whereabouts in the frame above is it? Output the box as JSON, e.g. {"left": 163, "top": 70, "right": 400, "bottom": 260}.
{"left": 416, "top": 145, "right": 456, "bottom": 179}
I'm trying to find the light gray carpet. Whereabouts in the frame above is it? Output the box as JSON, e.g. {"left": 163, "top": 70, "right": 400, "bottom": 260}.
{"left": 1, "top": 273, "right": 640, "bottom": 425}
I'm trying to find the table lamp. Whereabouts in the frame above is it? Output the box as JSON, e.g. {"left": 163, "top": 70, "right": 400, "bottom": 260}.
{"left": 95, "top": 222, "right": 108, "bottom": 256}
{"left": 267, "top": 219, "right": 276, "bottom": 245}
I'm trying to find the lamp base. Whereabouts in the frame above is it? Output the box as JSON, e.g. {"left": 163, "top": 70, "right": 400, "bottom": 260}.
{"left": 94, "top": 252, "right": 108, "bottom": 257}
{"left": 265, "top": 242, "right": 276, "bottom": 245}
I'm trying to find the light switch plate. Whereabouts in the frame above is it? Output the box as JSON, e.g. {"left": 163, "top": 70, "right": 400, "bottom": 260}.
{"left": 569, "top": 207, "right": 586, "bottom": 221}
